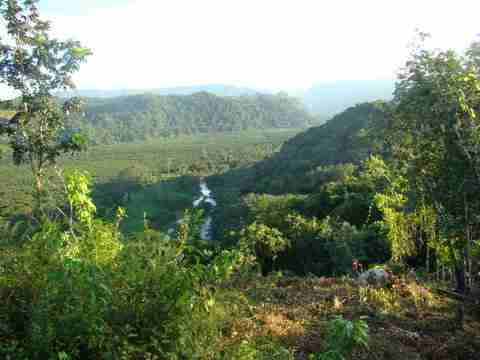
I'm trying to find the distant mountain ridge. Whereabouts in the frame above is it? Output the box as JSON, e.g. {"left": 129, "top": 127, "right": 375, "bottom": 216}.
{"left": 302, "top": 80, "right": 395, "bottom": 116}
{"left": 59, "top": 84, "right": 263, "bottom": 98}
{"left": 58, "top": 80, "right": 396, "bottom": 119}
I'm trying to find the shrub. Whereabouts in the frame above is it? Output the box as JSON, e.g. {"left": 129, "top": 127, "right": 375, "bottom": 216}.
{"left": 310, "top": 316, "right": 369, "bottom": 360}
{"left": 239, "top": 222, "right": 290, "bottom": 275}
{"left": 0, "top": 171, "right": 242, "bottom": 359}
{"left": 220, "top": 339, "right": 294, "bottom": 360}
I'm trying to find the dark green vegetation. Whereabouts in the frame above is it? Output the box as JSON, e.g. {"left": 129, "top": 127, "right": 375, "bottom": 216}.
{"left": 68, "top": 92, "right": 312, "bottom": 143}
{"left": 59, "top": 80, "right": 395, "bottom": 121}
{"left": 1, "top": 2, "right": 480, "bottom": 359}
{"left": 210, "top": 35, "right": 480, "bottom": 287}
{"left": 244, "top": 101, "right": 389, "bottom": 194}
{"left": 0, "top": 129, "right": 299, "bottom": 226}
{"left": 209, "top": 155, "right": 392, "bottom": 278}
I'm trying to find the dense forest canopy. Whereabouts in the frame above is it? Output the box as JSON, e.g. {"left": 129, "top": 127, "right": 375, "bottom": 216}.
{"left": 65, "top": 92, "right": 313, "bottom": 143}
{"left": 245, "top": 101, "right": 389, "bottom": 194}
{"left": 57, "top": 81, "right": 395, "bottom": 120}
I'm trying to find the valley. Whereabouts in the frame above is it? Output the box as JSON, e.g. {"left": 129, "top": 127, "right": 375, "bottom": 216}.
{"left": 2, "top": 93, "right": 480, "bottom": 359}
{"left": 0, "top": 1, "right": 479, "bottom": 359}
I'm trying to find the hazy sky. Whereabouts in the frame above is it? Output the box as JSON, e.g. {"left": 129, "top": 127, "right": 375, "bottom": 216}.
{"left": 3, "top": 0, "right": 480, "bottom": 94}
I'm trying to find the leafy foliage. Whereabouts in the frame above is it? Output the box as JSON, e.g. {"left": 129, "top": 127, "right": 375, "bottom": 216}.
{"left": 0, "top": 171, "right": 247, "bottom": 359}
{"left": 310, "top": 316, "right": 369, "bottom": 360}
{"left": 0, "top": 0, "right": 91, "bottom": 210}
{"left": 387, "top": 35, "right": 480, "bottom": 293}
{"left": 1, "top": 4, "right": 480, "bottom": 356}
{"left": 247, "top": 101, "right": 389, "bottom": 194}
{"left": 67, "top": 92, "right": 313, "bottom": 143}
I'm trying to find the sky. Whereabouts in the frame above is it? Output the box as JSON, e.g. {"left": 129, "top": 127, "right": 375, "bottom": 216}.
{"left": 2, "top": 0, "right": 480, "bottom": 96}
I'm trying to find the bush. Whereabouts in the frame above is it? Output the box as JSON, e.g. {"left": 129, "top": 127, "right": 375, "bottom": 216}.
{"left": 310, "top": 316, "right": 369, "bottom": 360}
{"left": 239, "top": 214, "right": 389, "bottom": 277}
{"left": 237, "top": 190, "right": 390, "bottom": 277}
{"left": 238, "top": 222, "right": 290, "bottom": 275}
{"left": 0, "top": 172, "right": 245, "bottom": 359}
{"left": 0, "top": 217, "right": 230, "bottom": 359}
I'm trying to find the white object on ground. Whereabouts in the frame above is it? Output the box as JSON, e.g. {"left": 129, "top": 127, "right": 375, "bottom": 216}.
{"left": 358, "top": 268, "right": 390, "bottom": 286}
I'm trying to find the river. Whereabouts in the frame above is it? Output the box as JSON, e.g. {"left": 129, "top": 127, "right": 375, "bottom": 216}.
{"left": 167, "top": 179, "right": 217, "bottom": 240}
{"left": 193, "top": 180, "right": 217, "bottom": 240}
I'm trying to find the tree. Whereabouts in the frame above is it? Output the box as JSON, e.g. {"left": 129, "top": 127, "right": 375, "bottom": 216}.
{"left": 389, "top": 34, "right": 480, "bottom": 311}
{"left": 239, "top": 222, "right": 289, "bottom": 275}
{"left": 0, "top": 0, "right": 91, "bottom": 212}
{"left": 466, "top": 38, "right": 480, "bottom": 72}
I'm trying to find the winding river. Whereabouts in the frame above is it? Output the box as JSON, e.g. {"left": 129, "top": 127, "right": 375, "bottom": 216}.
{"left": 193, "top": 180, "right": 216, "bottom": 240}
{"left": 167, "top": 180, "right": 217, "bottom": 240}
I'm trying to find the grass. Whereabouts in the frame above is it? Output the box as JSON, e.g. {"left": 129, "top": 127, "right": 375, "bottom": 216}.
{"left": 215, "top": 274, "right": 480, "bottom": 359}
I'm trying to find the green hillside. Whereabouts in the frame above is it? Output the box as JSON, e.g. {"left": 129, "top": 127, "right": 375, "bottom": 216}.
{"left": 245, "top": 101, "right": 389, "bottom": 194}
{"left": 70, "top": 92, "right": 313, "bottom": 143}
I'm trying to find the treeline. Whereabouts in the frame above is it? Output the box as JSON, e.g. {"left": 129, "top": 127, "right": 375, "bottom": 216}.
{"left": 211, "top": 162, "right": 392, "bottom": 276}
{"left": 67, "top": 92, "right": 313, "bottom": 143}
{"left": 210, "top": 37, "right": 480, "bottom": 299}
{"left": 209, "top": 101, "right": 394, "bottom": 267}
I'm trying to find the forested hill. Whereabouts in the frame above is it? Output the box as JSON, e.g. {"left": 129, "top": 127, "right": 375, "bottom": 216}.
{"left": 245, "top": 101, "right": 389, "bottom": 194}
{"left": 70, "top": 92, "right": 313, "bottom": 143}
{"left": 58, "top": 84, "right": 262, "bottom": 98}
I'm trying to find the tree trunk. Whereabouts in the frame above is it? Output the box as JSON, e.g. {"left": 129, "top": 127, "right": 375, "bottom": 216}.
{"left": 464, "top": 197, "right": 472, "bottom": 288}
{"left": 29, "top": 154, "right": 44, "bottom": 216}
{"left": 454, "top": 260, "right": 466, "bottom": 328}
{"left": 35, "top": 173, "right": 43, "bottom": 197}
{"left": 35, "top": 167, "right": 44, "bottom": 199}
{"left": 426, "top": 240, "right": 430, "bottom": 274}
{"left": 454, "top": 261, "right": 466, "bottom": 294}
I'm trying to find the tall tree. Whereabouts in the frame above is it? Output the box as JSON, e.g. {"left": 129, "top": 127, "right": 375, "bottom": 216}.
{"left": 389, "top": 35, "right": 480, "bottom": 307}
{"left": 0, "top": 0, "right": 91, "bottom": 212}
{"left": 466, "top": 38, "right": 480, "bottom": 72}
